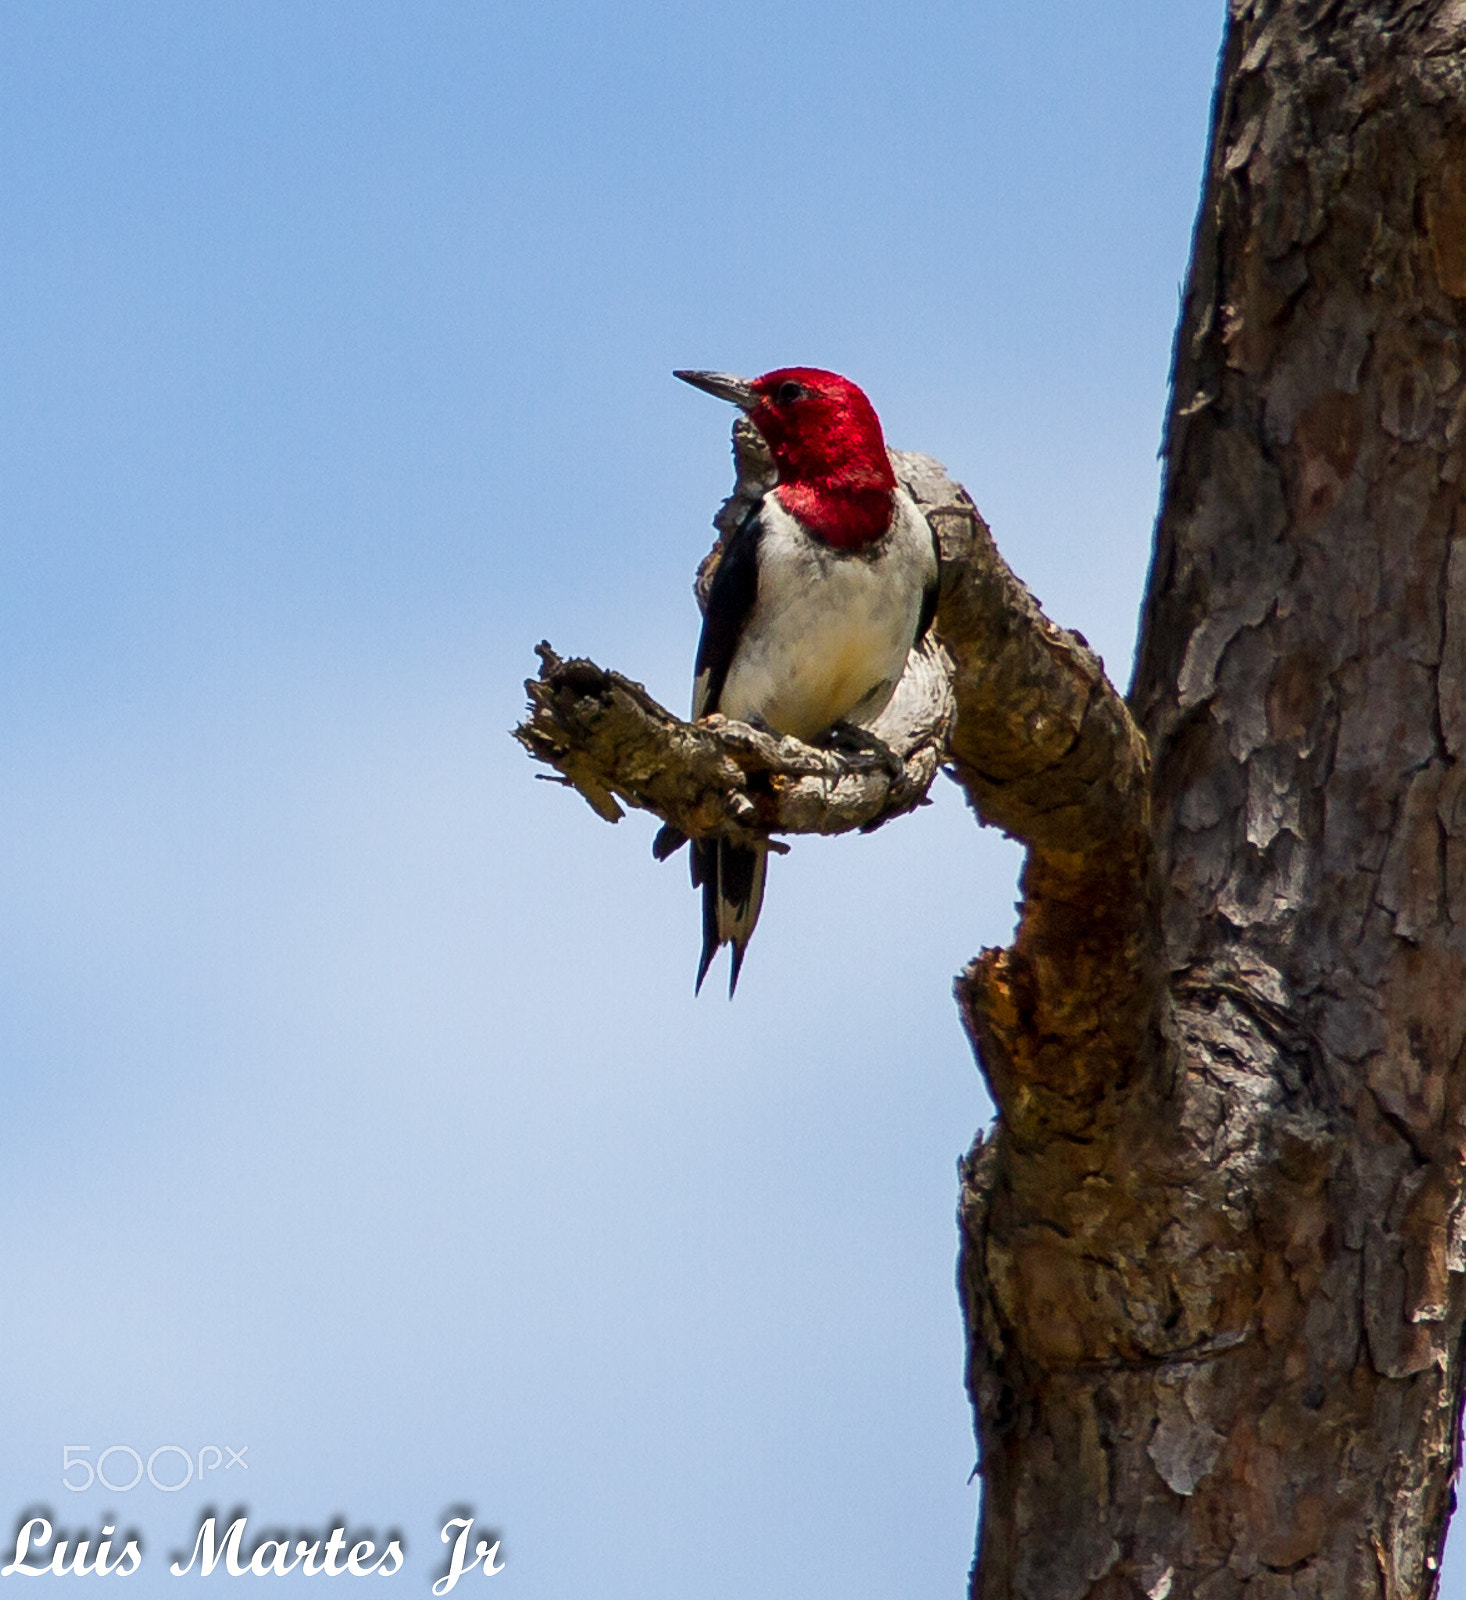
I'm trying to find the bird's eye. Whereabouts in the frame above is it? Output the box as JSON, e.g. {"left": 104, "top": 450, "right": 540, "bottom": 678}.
{"left": 776, "top": 380, "right": 808, "bottom": 405}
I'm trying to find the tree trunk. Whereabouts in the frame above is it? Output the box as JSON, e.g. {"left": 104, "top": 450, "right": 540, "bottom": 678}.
{"left": 959, "top": 3, "right": 1466, "bottom": 1595}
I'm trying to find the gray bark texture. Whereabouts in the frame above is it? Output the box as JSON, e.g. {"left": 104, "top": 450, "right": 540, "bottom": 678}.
{"left": 517, "top": 1, "right": 1466, "bottom": 1594}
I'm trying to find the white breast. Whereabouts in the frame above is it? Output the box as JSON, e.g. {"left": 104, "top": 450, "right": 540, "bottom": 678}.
{"left": 716, "top": 489, "right": 935, "bottom": 743}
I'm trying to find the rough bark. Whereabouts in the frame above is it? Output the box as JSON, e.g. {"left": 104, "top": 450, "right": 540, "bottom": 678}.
{"left": 517, "top": 632, "right": 954, "bottom": 844}
{"left": 517, "top": 2, "right": 1466, "bottom": 1593}
{"left": 959, "top": 4, "right": 1466, "bottom": 1597}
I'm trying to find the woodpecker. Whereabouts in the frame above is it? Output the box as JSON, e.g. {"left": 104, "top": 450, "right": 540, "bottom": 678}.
{"left": 673, "top": 366, "right": 940, "bottom": 996}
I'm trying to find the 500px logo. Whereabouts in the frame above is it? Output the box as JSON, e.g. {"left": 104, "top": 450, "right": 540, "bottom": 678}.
{"left": 61, "top": 1444, "right": 248, "bottom": 1493}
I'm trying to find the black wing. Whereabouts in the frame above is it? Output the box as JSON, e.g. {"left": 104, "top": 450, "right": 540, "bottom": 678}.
{"left": 693, "top": 504, "right": 763, "bottom": 717}
{"left": 689, "top": 503, "right": 768, "bottom": 995}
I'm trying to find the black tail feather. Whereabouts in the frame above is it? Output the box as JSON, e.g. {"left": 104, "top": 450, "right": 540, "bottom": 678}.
{"left": 691, "top": 838, "right": 767, "bottom": 997}
{"left": 693, "top": 838, "right": 719, "bottom": 994}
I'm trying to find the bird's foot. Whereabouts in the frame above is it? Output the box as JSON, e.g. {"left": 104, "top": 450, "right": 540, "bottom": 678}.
{"left": 823, "top": 721, "right": 904, "bottom": 780}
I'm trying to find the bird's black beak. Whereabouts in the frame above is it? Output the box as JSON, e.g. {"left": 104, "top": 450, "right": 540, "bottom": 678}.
{"left": 674, "top": 370, "right": 758, "bottom": 409}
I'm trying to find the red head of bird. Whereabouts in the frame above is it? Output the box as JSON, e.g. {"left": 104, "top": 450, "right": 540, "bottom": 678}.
{"left": 674, "top": 367, "right": 897, "bottom": 550}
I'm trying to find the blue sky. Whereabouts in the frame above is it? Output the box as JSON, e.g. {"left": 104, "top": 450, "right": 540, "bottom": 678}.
{"left": 7, "top": 3, "right": 1422, "bottom": 1597}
